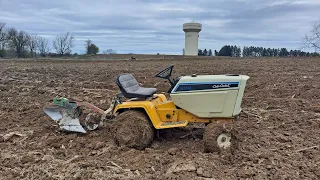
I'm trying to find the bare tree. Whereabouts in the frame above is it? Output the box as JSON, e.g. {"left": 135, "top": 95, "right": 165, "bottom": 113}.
{"left": 53, "top": 32, "right": 74, "bottom": 55}
{"left": 103, "top": 49, "right": 117, "bottom": 54}
{"left": 28, "top": 34, "right": 38, "bottom": 57}
{"left": 37, "top": 36, "right": 50, "bottom": 57}
{"left": 7, "top": 28, "right": 30, "bottom": 57}
{"left": 0, "top": 22, "right": 7, "bottom": 50}
{"left": 85, "top": 39, "right": 92, "bottom": 54}
{"left": 304, "top": 22, "right": 320, "bottom": 52}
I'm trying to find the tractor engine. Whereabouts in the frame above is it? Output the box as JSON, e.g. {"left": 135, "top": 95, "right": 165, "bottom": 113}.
{"left": 170, "top": 74, "right": 249, "bottom": 118}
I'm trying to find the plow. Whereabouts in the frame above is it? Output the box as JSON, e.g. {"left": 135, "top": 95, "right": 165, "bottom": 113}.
{"left": 43, "top": 65, "right": 249, "bottom": 153}
{"left": 44, "top": 94, "right": 121, "bottom": 133}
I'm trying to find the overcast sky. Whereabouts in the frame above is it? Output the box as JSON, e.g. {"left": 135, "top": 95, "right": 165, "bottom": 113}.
{"left": 0, "top": 0, "right": 319, "bottom": 54}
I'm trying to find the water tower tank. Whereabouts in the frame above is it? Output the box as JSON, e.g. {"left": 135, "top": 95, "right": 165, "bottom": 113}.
{"left": 183, "top": 22, "right": 202, "bottom": 56}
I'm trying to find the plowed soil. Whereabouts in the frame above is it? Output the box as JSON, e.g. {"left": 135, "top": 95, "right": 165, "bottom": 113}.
{"left": 0, "top": 57, "right": 319, "bottom": 179}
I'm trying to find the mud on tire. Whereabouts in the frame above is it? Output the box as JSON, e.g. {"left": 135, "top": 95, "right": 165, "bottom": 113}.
{"left": 203, "top": 121, "right": 238, "bottom": 153}
{"left": 111, "top": 110, "right": 154, "bottom": 150}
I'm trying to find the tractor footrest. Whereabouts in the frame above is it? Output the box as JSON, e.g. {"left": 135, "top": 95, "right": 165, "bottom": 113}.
{"left": 158, "top": 121, "right": 188, "bottom": 129}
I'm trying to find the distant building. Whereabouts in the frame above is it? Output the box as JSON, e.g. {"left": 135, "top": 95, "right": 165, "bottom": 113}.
{"left": 183, "top": 22, "right": 202, "bottom": 56}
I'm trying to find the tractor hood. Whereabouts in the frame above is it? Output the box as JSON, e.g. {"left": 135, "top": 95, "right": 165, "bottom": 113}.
{"left": 170, "top": 74, "right": 249, "bottom": 118}
{"left": 171, "top": 74, "right": 248, "bottom": 93}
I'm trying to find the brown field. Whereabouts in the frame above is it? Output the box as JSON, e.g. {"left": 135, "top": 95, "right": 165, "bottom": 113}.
{"left": 0, "top": 56, "right": 319, "bottom": 179}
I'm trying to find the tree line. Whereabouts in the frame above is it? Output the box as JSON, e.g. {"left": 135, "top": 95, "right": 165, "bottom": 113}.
{"left": 195, "top": 22, "right": 320, "bottom": 58}
{"left": 0, "top": 22, "right": 105, "bottom": 58}
{"left": 0, "top": 22, "right": 76, "bottom": 58}
{"left": 196, "top": 45, "right": 320, "bottom": 57}
{"left": 197, "top": 49, "right": 213, "bottom": 56}
{"left": 241, "top": 46, "right": 320, "bottom": 57}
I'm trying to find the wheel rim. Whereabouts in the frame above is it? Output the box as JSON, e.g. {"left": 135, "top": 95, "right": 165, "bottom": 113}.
{"left": 84, "top": 113, "right": 100, "bottom": 130}
{"left": 217, "top": 133, "right": 231, "bottom": 149}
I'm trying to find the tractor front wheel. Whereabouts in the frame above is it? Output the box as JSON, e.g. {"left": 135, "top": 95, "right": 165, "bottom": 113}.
{"left": 203, "top": 121, "right": 238, "bottom": 153}
{"left": 112, "top": 110, "right": 154, "bottom": 150}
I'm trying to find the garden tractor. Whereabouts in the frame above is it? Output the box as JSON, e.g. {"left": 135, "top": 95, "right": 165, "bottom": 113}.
{"left": 43, "top": 65, "right": 249, "bottom": 153}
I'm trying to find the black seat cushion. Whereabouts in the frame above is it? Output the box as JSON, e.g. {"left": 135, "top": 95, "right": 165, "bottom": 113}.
{"left": 116, "top": 74, "right": 157, "bottom": 98}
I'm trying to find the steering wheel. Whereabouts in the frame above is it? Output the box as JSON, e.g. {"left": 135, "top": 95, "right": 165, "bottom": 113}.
{"left": 155, "top": 65, "right": 175, "bottom": 85}
{"left": 155, "top": 65, "right": 177, "bottom": 93}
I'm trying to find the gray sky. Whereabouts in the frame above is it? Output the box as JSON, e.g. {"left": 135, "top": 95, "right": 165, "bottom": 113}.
{"left": 0, "top": 0, "right": 319, "bottom": 54}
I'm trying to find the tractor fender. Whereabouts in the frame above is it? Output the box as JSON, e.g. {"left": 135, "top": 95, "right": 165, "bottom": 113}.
{"left": 114, "top": 101, "right": 163, "bottom": 129}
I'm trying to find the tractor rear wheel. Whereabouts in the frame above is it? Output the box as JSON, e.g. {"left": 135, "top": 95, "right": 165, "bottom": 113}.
{"left": 112, "top": 110, "right": 154, "bottom": 150}
{"left": 203, "top": 121, "right": 238, "bottom": 153}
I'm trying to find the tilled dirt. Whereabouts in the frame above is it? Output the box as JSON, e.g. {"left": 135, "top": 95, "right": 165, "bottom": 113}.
{"left": 0, "top": 57, "right": 319, "bottom": 179}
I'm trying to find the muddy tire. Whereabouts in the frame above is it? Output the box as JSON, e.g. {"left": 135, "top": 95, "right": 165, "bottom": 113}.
{"left": 203, "top": 121, "right": 238, "bottom": 153}
{"left": 111, "top": 110, "right": 154, "bottom": 150}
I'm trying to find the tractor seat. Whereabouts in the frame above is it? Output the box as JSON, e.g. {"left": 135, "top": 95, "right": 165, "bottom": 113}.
{"left": 116, "top": 74, "right": 157, "bottom": 99}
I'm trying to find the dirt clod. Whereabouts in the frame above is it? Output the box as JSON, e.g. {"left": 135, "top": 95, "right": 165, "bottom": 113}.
{"left": 94, "top": 141, "right": 105, "bottom": 149}
{"left": 167, "top": 147, "right": 180, "bottom": 155}
{"left": 166, "top": 161, "right": 197, "bottom": 174}
{"left": 196, "top": 167, "right": 212, "bottom": 178}
{"left": 42, "top": 155, "right": 54, "bottom": 161}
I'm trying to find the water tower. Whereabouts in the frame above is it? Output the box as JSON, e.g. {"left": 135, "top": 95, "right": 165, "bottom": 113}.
{"left": 183, "top": 21, "right": 202, "bottom": 56}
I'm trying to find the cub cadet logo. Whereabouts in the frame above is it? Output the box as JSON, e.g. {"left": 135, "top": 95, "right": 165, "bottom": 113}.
{"left": 212, "top": 84, "right": 231, "bottom": 89}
